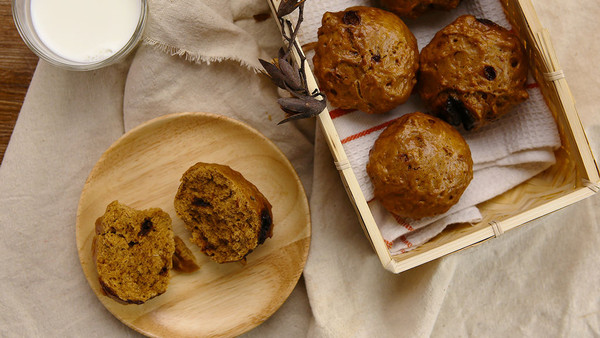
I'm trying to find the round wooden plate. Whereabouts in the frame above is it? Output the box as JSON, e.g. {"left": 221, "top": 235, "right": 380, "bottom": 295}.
{"left": 76, "top": 112, "right": 311, "bottom": 337}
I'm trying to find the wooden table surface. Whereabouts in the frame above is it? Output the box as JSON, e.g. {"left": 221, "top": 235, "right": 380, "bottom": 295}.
{"left": 0, "top": 0, "right": 38, "bottom": 165}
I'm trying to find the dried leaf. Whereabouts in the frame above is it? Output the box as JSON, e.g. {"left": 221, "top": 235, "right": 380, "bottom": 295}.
{"left": 259, "top": 58, "right": 286, "bottom": 89}
{"left": 277, "top": 95, "right": 326, "bottom": 124}
{"left": 277, "top": 0, "right": 305, "bottom": 18}
{"left": 277, "top": 59, "right": 303, "bottom": 92}
{"left": 277, "top": 111, "right": 315, "bottom": 124}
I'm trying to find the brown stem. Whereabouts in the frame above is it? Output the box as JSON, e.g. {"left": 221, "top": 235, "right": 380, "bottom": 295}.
{"left": 284, "top": 5, "right": 308, "bottom": 94}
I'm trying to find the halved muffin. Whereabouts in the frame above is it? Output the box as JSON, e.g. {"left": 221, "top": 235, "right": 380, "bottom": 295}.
{"left": 174, "top": 162, "right": 273, "bottom": 263}
{"left": 93, "top": 201, "right": 175, "bottom": 304}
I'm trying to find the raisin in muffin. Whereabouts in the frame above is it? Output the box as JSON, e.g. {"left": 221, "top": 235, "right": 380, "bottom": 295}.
{"left": 92, "top": 201, "right": 175, "bottom": 304}
{"left": 367, "top": 112, "right": 473, "bottom": 219}
{"left": 418, "top": 15, "right": 529, "bottom": 130}
{"left": 174, "top": 162, "right": 273, "bottom": 264}
{"left": 313, "top": 6, "right": 419, "bottom": 114}
{"left": 380, "top": 0, "right": 461, "bottom": 18}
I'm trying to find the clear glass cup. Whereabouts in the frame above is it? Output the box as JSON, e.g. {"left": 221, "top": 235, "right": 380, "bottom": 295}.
{"left": 11, "top": 0, "right": 147, "bottom": 71}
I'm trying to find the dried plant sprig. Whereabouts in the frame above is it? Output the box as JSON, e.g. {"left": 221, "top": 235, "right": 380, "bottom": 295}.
{"left": 260, "top": 0, "right": 326, "bottom": 124}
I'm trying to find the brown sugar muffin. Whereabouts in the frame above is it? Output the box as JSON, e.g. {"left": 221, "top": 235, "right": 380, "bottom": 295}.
{"left": 418, "top": 15, "right": 529, "bottom": 130}
{"left": 380, "top": 0, "right": 461, "bottom": 18}
{"left": 92, "top": 201, "right": 175, "bottom": 304}
{"left": 174, "top": 162, "right": 274, "bottom": 264}
{"left": 313, "top": 6, "right": 419, "bottom": 114}
{"left": 367, "top": 112, "right": 473, "bottom": 219}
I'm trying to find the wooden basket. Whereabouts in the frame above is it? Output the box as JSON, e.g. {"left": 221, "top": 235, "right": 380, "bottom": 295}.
{"left": 266, "top": 0, "right": 600, "bottom": 273}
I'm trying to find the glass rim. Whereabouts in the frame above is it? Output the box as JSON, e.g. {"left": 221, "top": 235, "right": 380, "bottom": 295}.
{"left": 11, "top": 0, "right": 148, "bottom": 71}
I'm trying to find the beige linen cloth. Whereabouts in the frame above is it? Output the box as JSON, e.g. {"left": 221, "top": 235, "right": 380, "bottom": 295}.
{"left": 1, "top": 0, "right": 599, "bottom": 337}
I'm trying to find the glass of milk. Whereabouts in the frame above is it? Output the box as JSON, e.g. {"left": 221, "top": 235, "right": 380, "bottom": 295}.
{"left": 12, "top": 0, "right": 147, "bottom": 71}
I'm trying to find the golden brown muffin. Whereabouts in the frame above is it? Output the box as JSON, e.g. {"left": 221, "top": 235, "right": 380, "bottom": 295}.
{"left": 367, "top": 112, "right": 473, "bottom": 219}
{"left": 92, "top": 201, "right": 175, "bottom": 304}
{"left": 380, "top": 0, "right": 461, "bottom": 18}
{"left": 418, "top": 15, "right": 529, "bottom": 130}
{"left": 174, "top": 162, "right": 273, "bottom": 264}
{"left": 313, "top": 6, "right": 419, "bottom": 114}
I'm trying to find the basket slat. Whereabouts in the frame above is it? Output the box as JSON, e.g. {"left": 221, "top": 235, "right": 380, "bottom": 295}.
{"left": 505, "top": 0, "right": 600, "bottom": 184}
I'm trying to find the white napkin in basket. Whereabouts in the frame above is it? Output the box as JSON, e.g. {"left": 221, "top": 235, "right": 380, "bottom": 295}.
{"left": 298, "top": 0, "right": 561, "bottom": 253}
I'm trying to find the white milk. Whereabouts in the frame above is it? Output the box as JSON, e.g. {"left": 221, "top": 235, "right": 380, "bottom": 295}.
{"left": 30, "top": 0, "right": 142, "bottom": 62}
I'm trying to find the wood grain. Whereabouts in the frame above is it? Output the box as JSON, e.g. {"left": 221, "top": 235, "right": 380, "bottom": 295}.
{"left": 0, "top": 0, "right": 38, "bottom": 165}
{"left": 76, "top": 112, "right": 311, "bottom": 337}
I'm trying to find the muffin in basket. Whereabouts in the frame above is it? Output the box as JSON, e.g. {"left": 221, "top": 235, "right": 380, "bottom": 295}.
{"left": 313, "top": 6, "right": 419, "bottom": 114}
{"left": 418, "top": 15, "right": 529, "bottom": 130}
{"left": 92, "top": 201, "right": 175, "bottom": 304}
{"left": 174, "top": 162, "right": 274, "bottom": 264}
{"left": 367, "top": 112, "right": 473, "bottom": 219}
{"left": 380, "top": 0, "right": 461, "bottom": 18}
